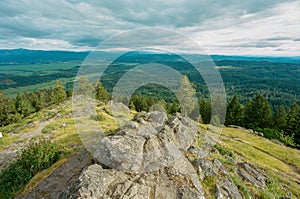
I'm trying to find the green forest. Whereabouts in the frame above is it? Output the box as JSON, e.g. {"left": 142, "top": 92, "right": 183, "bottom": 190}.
{"left": 1, "top": 75, "right": 299, "bottom": 148}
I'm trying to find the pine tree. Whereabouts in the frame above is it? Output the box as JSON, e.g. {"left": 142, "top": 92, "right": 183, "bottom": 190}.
{"left": 15, "top": 93, "right": 34, "bottom": 117}
{"left": 244, "top": 94, "right": 272, "bottom": 129}
{"left": 225, "top": 95, "right": 244, "bottom": 126}
{"left": 0, "top": 91, "right": 16, "bottom": 126}
{"left": 286, "top": 103, "right": 300, "bottom": 144}
{"left": 52, "top": 80, "right": 67, "bottom": 104}
{"left": 199, "top": 98, "right": 211, "bottom": 124}
{"left": 273, "top": 105, "right": 287, "bottom": 131}
{"left": 95, "top": 80, "right": 110, "bottom": 103}
{"left": 166, "top": 102, "right": 180, "bottom": 115}
{"left": 177, "top": 75, "right": 197, "bottom": 117}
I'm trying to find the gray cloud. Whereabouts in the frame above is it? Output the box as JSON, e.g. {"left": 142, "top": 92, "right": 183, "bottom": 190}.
{"left": 0, "top": 0, "right": 299, "bottom": 55}
{"left": 265, "top": 37, "right": 294, "bottom": 41}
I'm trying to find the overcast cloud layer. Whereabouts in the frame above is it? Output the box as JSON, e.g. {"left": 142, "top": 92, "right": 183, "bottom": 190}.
{"left": 0, "top": 0, "right": 299, "bottom": 55}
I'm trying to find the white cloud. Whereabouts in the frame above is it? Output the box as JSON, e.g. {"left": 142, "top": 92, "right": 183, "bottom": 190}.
{"left": 0, "top": 0, "right": 299, "bottom": 55}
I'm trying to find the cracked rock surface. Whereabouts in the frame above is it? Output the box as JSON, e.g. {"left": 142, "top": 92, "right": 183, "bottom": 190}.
{"left": 61, "top": 112, "right": 205, "bottom": 199}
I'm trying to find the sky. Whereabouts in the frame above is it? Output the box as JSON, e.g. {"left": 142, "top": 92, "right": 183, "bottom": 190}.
{"left": 0, "top": 0, "right": 299, "bottom": 55}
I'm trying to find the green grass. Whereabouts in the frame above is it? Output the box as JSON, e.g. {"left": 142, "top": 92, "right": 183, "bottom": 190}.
{"left": 0, "top": 137, "right": 61, "bottom": 199}
{"left": 230, "top": 173, "right": 251, "bottom": 199}
{"left": 202, "top": 176, "right": 217, "bottom": 199}
{"left": 202, "top": 124, "right": 300, "bottom": 198}
{"left": 0, "top": 134, "right": 19, "bottom": 152}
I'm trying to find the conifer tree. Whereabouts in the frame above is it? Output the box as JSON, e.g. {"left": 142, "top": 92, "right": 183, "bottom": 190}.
{"left": 0, "top": 91, "right": 16, "bottom": 126}
{"left": 95, "top": 80, "right": 110, "bottom": 103}
{"left": 15, "top": 93, "right": 34, "bottom": 117}
{"left": 245, "top": 94, "right": 272, "bottom": 129}
{"left": 273, "top": 105, "right": 287, "bottom": 131}
{"left": 286, "top": 103, "right": 300, "bottom": 143}
{"left": 199, "top": 98, "right": 211, "bottom": 124}
{"left": 52, "top": 80, "right": 67, "bottom": 104}
{"left": 225, "top": 95, "right": 244, "bottom": 126}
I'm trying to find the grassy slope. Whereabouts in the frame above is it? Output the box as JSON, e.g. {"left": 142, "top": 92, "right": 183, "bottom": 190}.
{"left": 202, "top": 124, "right": 300, "bottom": 198}
{"left": 1, "top": 103, "right": 299, "bottom": 198}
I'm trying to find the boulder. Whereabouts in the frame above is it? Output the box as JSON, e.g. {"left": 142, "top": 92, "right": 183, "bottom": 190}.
{"left": 61, "top": 112, "right": 206, "bottom": 199}
{"left": 95, "top": 111, "right": 196, "bottom": 172}
{"left": 193, "top": 158, "right": 243, "bottom": 199}
{"left": 61, "top": 157, "right": 205, "bottom": 199}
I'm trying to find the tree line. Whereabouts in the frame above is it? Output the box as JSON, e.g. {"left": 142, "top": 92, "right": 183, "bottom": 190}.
{"left": 0, "top": 77, "right": 112, "bottom": 127}
{"left": 225, "top": 94, "right": 299, "bottom": 146}
{"left": 1, "top": 76, "right": 299, "bottom": 147}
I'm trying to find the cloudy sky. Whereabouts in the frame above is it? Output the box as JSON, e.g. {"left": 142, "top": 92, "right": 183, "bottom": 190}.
{"left": 0, "top": 0, "right": 299, "bottom": 55}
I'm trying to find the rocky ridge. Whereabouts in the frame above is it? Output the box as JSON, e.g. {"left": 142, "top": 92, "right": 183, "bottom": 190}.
{"left": 59, "top": 111, "right": 268, "bottom": 199}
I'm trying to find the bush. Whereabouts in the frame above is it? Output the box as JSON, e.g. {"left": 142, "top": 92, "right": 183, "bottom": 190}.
{"left": 215, "top": 144, "right": 235, "bottom": 158}
{"left": 256, "top": 128, "right": 297, "bottom": 147}
{"left": 0, "top": 137, "right": 61, "bottom": 198}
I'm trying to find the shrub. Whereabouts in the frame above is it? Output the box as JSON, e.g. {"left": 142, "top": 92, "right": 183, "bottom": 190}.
{"left": 215, "top": 144, "right": 235, "bottom": 158}
{"left": 0, "top": 137, "right": 61, "bottom": 198}
{"left": 202, "top": 176, "right": 217, "bottom": 197}
{"left": 256, "top": 128, "right": 297, "bottom": 147}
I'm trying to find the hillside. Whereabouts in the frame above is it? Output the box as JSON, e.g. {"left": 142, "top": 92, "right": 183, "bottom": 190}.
{"left": 0, "top": 49, "right": 299, "bottom": 107}
{"left": 0, "top": 100, "right": 299, "bottom": 198}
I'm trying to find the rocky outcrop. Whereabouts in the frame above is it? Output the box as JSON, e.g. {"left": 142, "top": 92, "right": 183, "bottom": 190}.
{"left": 61, "top": 157, "right": 205, "bottom": 199}
{"left": 62, "top": 112, "right": 205, "bottom": 199}
{"left": 237, "top": 162, "right": 267, "bottom": 188}
{"left": 18, "top": 111, "right": 270, "bottom": 199}
{"left": 94, "top": 111, "right": 197, "bottom": 173}
{"left": 194, "top": 158, "right": 243, "bottom": 199}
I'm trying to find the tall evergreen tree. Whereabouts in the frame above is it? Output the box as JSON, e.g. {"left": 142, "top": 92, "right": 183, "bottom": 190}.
{"left": 244, "top": 94, "right": 272, "bottom": 129}
{"left": 15, "top": 93, "right": 34, "bottom": 117}
{"left": 0, "top": 91, "right": 16, "bottom": 126}
{"left": 286, "top": 103, "right": 300, "bottom": 143}
{"left": 225, "top": 95, "right": 244, "bottom": 126}
{"left": 177, "top": 75, "right": 197, "bottom": 117}
{"left": 273, "top": 105, "right": 287, "bottom": 131}
{"left": 95, "top": 80, "right": 110, "bottom": 103}
{"left": 52, "top": 80, "right": 67, "bottom": 104}
{"left": 199, "top": 98, "right": 211, "bottom": 124}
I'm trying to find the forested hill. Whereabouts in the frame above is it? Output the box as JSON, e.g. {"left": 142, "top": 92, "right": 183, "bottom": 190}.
{"left": 0, "top": 49, "right": 299, "bottom": 107}
{"left": 1, "top": 49, "right": 300, "bottom": 64}
{"left": 0, "top": 49, "right": 88, "bottom": 63}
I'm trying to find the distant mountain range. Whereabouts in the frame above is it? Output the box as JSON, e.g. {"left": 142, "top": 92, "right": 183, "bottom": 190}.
{"left": 0, "top": 48, "right": 299, "bottom": 64}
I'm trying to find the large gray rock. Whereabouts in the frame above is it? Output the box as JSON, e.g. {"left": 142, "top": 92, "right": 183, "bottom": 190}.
{"left": 61, "top": 157, "right": 205, "bottom": 199}
{"left": 95, "top": 111, "right": 196, "bottom": 172}
{"left": 61, "top": 112, "right": 206, "bottom": 199}
{"left": 194, "top": 158, "right": 243, "bottom": 199}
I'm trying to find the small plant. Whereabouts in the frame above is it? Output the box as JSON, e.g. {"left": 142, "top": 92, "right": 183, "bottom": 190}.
{"left": 215, "top": 144, "right": 235, "bottom": 158}
{"left": 202, "top": 176, "right": 218, "bottom": 198}
{"left": 0, "top": 136, "right": 61, "bottom": 199}
{"left": 230, "top": 174, "right": 251, "bottom": 199}
{"left": 195, "top": 134, "right": 203, "bottom": 149}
